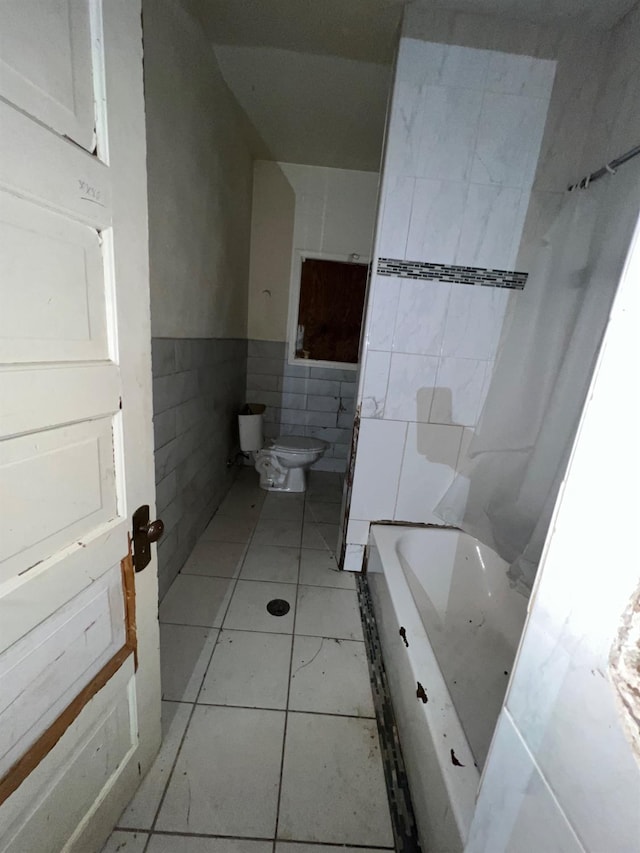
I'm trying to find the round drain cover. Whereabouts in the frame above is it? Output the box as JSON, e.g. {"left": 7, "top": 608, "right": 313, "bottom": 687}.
{"left": 266, "top": 598, "right": 290, "bottom": 617}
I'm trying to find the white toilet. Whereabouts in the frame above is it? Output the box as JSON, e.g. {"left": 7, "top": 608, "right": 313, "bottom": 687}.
{"left": 238, "top": 409, "right": 328, "bottom": 493}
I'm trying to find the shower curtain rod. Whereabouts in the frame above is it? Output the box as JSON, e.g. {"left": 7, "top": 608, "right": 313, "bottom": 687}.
{"left": 567, "top": 143, "right": 640, "bottom": 191}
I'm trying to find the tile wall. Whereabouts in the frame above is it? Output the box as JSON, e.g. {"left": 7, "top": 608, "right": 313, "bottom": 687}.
{"left": 246, "top": 340, "right": 357, "bottom": 473}
{"left": 467, "top": 4, "right": 640, "bottom": 849}
{"left": 343, "top": 40, "right": 555, "bottom": 570}
{"left": 152, "top": 337, "right": 247, "bottom": 598}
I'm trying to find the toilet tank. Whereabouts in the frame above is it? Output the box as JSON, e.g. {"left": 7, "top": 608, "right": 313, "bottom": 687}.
{"left": 238, "top": 404, "right": 265, "bottom": 452}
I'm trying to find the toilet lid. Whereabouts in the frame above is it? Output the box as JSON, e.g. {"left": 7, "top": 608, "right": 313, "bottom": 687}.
{"left": 271, "top": 435, "right": 328, "bottom": 453}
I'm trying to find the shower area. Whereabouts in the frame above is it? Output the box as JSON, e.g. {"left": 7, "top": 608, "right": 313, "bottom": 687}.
{"left": 342, "top": 6, "right": 640, "bottom": 853}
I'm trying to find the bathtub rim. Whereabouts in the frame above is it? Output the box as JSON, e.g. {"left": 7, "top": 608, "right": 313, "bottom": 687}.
{"left": 368, "top": 523, "right": 482, "bottom": 846}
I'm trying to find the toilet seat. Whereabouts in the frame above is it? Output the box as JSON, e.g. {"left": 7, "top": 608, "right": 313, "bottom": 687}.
{"left": 270, "top": 435, "right": 327, "bottom": 454}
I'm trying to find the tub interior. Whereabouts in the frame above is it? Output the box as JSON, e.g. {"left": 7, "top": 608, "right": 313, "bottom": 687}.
{"left": 397, "top": 529, "right": 528, "bottom": 769}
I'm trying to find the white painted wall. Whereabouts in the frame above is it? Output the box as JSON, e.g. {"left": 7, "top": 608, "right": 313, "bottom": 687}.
{"left": 143, "top": 0, "right": 254, "bottom": 339}
{"left": 247, "top": 161, "right": 379, "bottom": 342}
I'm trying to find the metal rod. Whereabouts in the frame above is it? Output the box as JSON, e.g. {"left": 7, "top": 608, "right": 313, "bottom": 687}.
{"left": 567, "top": 143, "right": 640, "bottom": 191}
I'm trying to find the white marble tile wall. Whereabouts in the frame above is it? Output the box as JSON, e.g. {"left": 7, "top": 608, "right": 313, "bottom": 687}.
{"left": 345, "top": 37, "right": 554, "bottom": 563}
{"left": 384, "top": 40, "right": 554, "bottom": 271}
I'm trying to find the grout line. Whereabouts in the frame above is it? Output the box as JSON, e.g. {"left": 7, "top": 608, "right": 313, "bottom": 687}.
{"left": 141, "top": 490, "right": 266, "bottom": 853}
{"left": 158, "top": 621, "right": 364, "bottom": 641}
{"left": 272, "top": 483, "right": 305, "bottom": 853}
{"left": 180, "top": 700, "right": 376, "bottom": 720}
{"left": 138, "top": 827, "right": 394, "bottom": 849}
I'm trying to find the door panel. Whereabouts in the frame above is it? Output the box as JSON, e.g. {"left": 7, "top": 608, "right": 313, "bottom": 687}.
{"left": 0, "top": 565, "right": 125, "bottom": 777}
{"left": 0, "top": 0, "right": 96, "bottom": 152}
{"left": 0, "top": 665, "right": 137, "bottom": 853}
{"left": 0, "top": 1, "right": 160, "bottom": 848}
{"left": 1, "top": 418, "right": 118, "bottom": 584}
{"left": 0, "top": 194, "right": 108, "bottom": 364}
{"left": 0, "top": 101, "right": 110, "bottom": 228}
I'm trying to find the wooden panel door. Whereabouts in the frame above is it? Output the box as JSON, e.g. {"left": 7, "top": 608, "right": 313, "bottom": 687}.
{"left": 0, "top": 2, "right": 161, "bottom": 851}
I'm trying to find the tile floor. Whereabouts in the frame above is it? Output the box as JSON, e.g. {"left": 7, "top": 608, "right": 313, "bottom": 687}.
{"left": 103, "top": 469, "right": 394, "bottom": 853}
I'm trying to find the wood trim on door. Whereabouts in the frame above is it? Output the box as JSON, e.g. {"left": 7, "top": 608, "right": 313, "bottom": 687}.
{"left": 0, "top": 547, "right": 138, "bottom": 806}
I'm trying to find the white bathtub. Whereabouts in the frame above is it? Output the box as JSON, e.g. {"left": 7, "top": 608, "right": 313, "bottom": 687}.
{"left": 367, "top": 525, "right": 528, "bottom": 853}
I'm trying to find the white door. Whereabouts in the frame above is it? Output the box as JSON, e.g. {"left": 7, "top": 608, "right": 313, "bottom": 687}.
{"left": 0, "top": 2, "right": 161, "bottom": 851}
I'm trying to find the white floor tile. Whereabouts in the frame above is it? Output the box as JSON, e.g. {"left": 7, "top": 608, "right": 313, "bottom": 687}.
{"left": 260, "top": 492, "right": 304, "bottom": 521}
{"left": 306, "top": 472, "right": 343, "bottom": 503}
{"left": 216, "top": 487, "right": 266, "bottom": 520}
{"left": 304, "top": 500, "right": 342, "bottom": 525}
{"left": 278, "top": 713, "right": 394, "bottom": 846}
{"left": 199, "top": 630, "right": 292, "bottom": 709}
{"left": 182, "top": 540, "right": 247, "bottom": 578}
{"left": 118, "top": 702, "right": 191, "bottom": 829}
{"left": 252, "top": 517, "right": 302, "bottom": 548}
{"left": 299, "top": 549, "right": 355, "bottom": 589}
{"left": 200, "top": 514, "right": 256, "bottom": 543}
{"left": 289, "top": 636, "right": 374, "bottom": 717}
{"left": 301, "top": 521, "right": 339, "bottom": 553}
{"left": 224, "top": 580, "right": 296, "bottom": 633}
{"left": 296, "top": 586, "right": 363, "bottom": 641}
{"left": 159, "top": 575, "right": 235, "bottom": 628}
{"left": 148, "top": 837, "right": 272, "bottom": 853}
{"left": 101, "top": 831, "right": 148, "bottom": 853}
{"left": 156, "top": 705, "right": 285, "bottom": 837}
{"left": 160, "top": 624, "right": 218, "bottom": 702}
{"left": 240, "top": 544, "right": 299, "bottom": 584}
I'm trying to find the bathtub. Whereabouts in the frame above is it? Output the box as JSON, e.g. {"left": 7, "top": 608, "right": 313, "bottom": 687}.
{"left": 367, "top": 524, "right": 528, "bottom": 853}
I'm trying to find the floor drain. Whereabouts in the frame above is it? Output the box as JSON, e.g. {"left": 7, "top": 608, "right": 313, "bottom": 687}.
{"left": 266, "top": 598, "right": 290, "bottom": 617}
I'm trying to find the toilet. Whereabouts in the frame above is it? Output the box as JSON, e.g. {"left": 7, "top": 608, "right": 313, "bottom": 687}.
{"left": 238, "top": 408, "right": 328, "bottom": 493}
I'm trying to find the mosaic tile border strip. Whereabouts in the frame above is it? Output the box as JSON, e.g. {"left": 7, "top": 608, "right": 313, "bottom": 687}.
{"left": 378, "top": 257, "right": 528, "bottom": 290}
{"left": 356, "top": 574, "right": 423, "bottom": 853}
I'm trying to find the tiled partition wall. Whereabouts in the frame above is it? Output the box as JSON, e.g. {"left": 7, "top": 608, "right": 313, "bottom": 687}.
{"left": 343, "top": 40, "right": 555, "bottom": 569}
{"left": 246, "top": 340, "right": 356, "bottom": 473}
{"left": 152, "top": 337, "right": 247, "bottom": 598}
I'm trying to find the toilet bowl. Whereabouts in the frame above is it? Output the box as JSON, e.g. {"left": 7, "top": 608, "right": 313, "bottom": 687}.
{"left": 254, "top": 435, "right": 328, "bottom": 493}
{"left": 238, "top": 408, "right": 328, "bottom": 493}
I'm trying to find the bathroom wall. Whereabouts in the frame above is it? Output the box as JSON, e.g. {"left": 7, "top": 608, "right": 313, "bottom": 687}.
{"left": 468, "top": 5, "right": 640, "bottom": 849}
{"left": 344, "top": 35, "right": 557, "bottom": 568}
{"left": 143, "top": 0, "right": 254, "bottom": 597}
{"left": 245, "top": 161, "right": 379, "bottom": 471}
{"left": 342, "top": 10, "right": 611, "bottom": 571}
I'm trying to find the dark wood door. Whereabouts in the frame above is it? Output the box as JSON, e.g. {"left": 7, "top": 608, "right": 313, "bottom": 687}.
{"left": 297, "top": 258, "right": 368, "bottom": 363}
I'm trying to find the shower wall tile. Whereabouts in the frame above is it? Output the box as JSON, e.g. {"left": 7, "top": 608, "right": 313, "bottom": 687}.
{"left": 385, "top": 353, "right": 439, "bottom": 423}
{"left": 415, "top": 86, "right": 484, "bottom": 181}
{"left": 466, "top": 712, "right": 584, "bottom": 853}
{"left": 406, "top": 178, "right": 467, "bottom": 264}
{"left": 350, "top": 419, "right": 407, "bottom": 521}
{"left": 455, "top": 184, "right": 525, "bottom": 269}
{"left": 421, "top": 43, "right": 491, "bottom": 90}
{"left": 377, "top": 175, "right": 413, "bottom": 259}
{"left": 345, "top": 37, "right": 554, "bottom": 548}
{"left": 470, "top": 92, "right": 550, "bottom": 189}
{"left": 346, "top": 518, "right": 371, "bottom": 546}
{"left": 392, "top": 279, "right": 451, "bottom": 355}
{"left": 245, "top": 339, "right": 357, "bottom": 473}
{"left": 441, "top": 285, "right": 509, "bottom": 361}
{"left": 394, "top": 423, "right": 462, "bottom": 523}
{"left": 343, "top": 543, "right": 366, "bottom": 572}
{"left": 366, "top": 275, "right": 402, "bottom": 350}
{"left": 430, "top": 357, "right": 488, "bottom": 427}
{"left": 360, "top": 350, "right": 391, "bottom": 419}
{"left": 456, "top": 426, "right": 475, "bottom": 470}
{"left": 485, "top": 53, "right": 556, "bottom": 98}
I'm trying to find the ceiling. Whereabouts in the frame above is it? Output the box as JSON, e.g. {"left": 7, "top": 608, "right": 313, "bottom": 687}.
{"left": 182, "top": 0, "right": 636, "bottom": 171}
